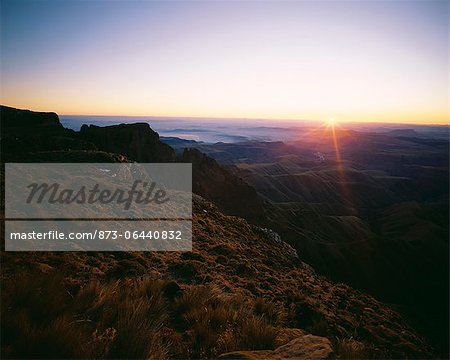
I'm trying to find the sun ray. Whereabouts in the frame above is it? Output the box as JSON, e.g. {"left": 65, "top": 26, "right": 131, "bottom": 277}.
{"left": 326, "top": 118, "right": 352, "bottom": 205}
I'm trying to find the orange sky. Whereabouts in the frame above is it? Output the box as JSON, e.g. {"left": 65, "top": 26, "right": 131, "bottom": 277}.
{"left": 1, "top": 1, "right": 448, "bottom": 125}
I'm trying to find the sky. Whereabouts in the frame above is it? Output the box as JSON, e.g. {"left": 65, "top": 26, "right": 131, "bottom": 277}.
{"left": 0, "top": 0, "right": 448, "bottom": 124}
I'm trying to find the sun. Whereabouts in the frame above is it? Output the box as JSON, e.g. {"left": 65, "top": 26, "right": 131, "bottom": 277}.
{"left": 326, "top": 117, "right": 337, "bottom": 128}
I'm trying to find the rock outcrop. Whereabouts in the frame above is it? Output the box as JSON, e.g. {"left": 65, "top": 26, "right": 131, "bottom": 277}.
{"left": 0, "top": 105, "right": 95, "bottom": 160}
{"left": 1, "top": 105, "right": 64, "bottom": 136}
{"left": 1, "top": 107, "right": 175, "bottom": 164}
{"left": 80, "top": 123, "right": 176, "bottom": 162}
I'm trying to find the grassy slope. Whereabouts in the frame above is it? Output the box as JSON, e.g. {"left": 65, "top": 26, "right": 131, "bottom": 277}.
{"left": 1, "top": 195, "right": 433, "bottom": 359}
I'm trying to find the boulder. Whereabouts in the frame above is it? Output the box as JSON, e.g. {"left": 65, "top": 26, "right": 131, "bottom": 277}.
{"left": 218, "top": 333, "right": 334, "bottom": 360}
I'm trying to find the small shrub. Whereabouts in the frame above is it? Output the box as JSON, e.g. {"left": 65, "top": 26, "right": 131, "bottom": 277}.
{"left": 168, "top": 261, "right": 200, "bottom": 281}
{"left": 106, "top": 259, "right": 147, "bottom": 278}
{"left": 208, "top": 244, "right": 232, "bottom": 256}
{"left": 245, "top": 280, "right": 258, "bottom": 294}
{"left": 172, "top": 287, "right": 279, "bottom": 358}
{"left": 162, "top": 281, "right": 182, "bottom": 300}
{"left": 13, "top": 315, "right": 92, "bottom": 359}
{"left": 2, "top": 273, "right": 69, "bottom": 325}
{"left": 216, "top": 255, "right": 228, "bottom": 264}
{"left": 235, "top": 316, "right": 278, "bottom": 350}
{"left": 253, "top": 298, "right": 287, "bottom": 326}
{"left": 173, "top": 286, "right": 218, "bottom": 327}
{"left": 292, "top": 294, "right": 330, "bottom": 336}
{"left": 108, "top": 298, "right": 166, "bottom": 359}
{"left": 335, "top": 338, "right": 373, "bottom": 359}
{"left": 180, "top": 252, "right": 205, "bottom": 261}
{"left": 235, "top": 263, "right": 254, "bottom": 276}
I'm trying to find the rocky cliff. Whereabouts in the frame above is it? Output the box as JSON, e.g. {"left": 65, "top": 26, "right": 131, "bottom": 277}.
{"left": 80, "top": 123, "right": 176, "bottom": 162}
{"left": 0, "top": 107, "right": 175, "bottom": 164}
{"left": 1, "top": 105, "right": 64, "bottom": 136}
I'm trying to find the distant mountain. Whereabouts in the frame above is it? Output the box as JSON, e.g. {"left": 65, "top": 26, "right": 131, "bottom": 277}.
{"left": 185, "top": 130, "right": 449, "bottom": 356}
{"left": 0, "top": 105, "right": 438, "bottom": 358}
{"left": 386, "top": 128, "right": 419, "bottom": 137}
{"left": 160, "top": 136, "right": 203, "bottom": 152}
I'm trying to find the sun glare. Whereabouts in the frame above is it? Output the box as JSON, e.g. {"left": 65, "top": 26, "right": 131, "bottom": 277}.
{"left": 326, "top": 117, "right": 337, "bottom": 128}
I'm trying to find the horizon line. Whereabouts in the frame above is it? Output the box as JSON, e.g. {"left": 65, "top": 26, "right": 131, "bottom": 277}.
{"left": 59, "top": 113, "right": 450, "bottom": 127}
{"left": 1, "top": 104, "right": 448, "bottom": 126}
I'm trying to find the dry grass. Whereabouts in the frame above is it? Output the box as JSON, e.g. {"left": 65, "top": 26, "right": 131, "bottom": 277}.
{"left": 253, "top": 297, "right": 287, "bottom": 326}
{"left": 173, "top": 286, "right": 279, "bottom": 358}
{"left": 334, "top": 337, "right": 378, "bottom": 359}
{"left": 1, "top": 273, "right": 284, "bottom": 359}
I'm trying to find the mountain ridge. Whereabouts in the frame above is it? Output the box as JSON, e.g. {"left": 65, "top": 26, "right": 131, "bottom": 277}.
{"left": 0, "top": 105, "right": 440, "bottom": 358}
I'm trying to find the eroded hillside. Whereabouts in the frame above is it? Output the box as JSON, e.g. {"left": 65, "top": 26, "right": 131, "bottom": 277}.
{"left": 1, "top": 195, "right": 434, "bottom": 359}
